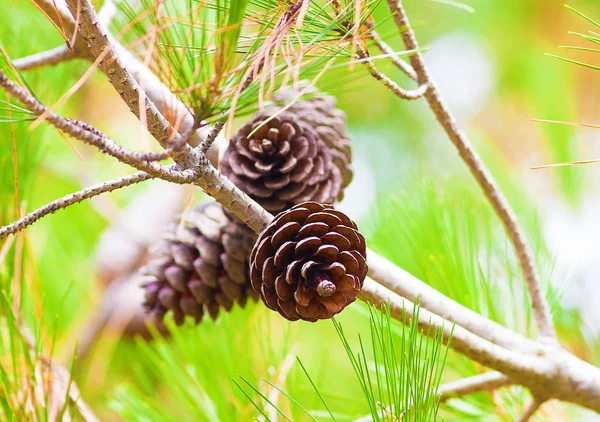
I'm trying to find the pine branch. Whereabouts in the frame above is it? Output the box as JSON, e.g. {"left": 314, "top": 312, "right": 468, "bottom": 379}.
{"left": 64, "top": 0, "right": 185, "bottom": 154}
{"left": 359, "top": 278, "right": 600, "bottom": 413}
{"left": 0, "top": 171, "right": 153, "bottom": 238}
{"left": 369, "top": 28, "right": 418, "bottom": 81}
{"left": 0, "top": 73, "right": 195, "bottom": 182}
{"left": 199, "top": 121, "right": 225, "bottom": 156}
{"left": 358, "top": 47, "right": 428, "bottom": 99}
{"left": 516, "top": 399, "right": 543, "bottom": 422}
{"left": 384, "top": 0, "right": 557, "bottom": 341}
{"left": 438, "top": 372, "right": 512, "bottom": 401}
{"left": 30, "top": 0, "right": 216, "bottom": 148}
{"left": 367, "top": 250, "right": 542, "bottom": 354}
{"left": 13, "top": 46, "right": 75, "bottom": 71}
{"left": 61, "top": 0, "right": 272, "bottom": 232}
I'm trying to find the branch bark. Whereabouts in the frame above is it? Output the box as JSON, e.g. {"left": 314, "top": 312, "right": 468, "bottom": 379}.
{"left": 384, "top": 0, "right": 556, "bottom": 341}
{"left": 367, "top": 250, "right": 542, "bottom": 354}
{"left": 14, "top": 46, "right": 75, "bottom": 71}
{"left": 30, "top": 0, "right": 215, "bottom": 148}
{"left": 516, "top": 399, "right": 543, "bottom": 422}
{"left": 0, "top": 171, "right": 152, "bottom": 238}
{"left": 438, "top": 371, "right": 512, "bottom": 401}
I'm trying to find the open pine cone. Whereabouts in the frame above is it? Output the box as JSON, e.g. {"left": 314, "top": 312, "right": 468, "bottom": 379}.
{"left": 249, "top": 202, "right": 367, "bottom": 322}
{"left": 268, "top": 84, "right": 353, "bottom": 198}
{"left": 141, "top": 201, "right": 258, "bottom": 325}
{"left": 220, "top": 112, "right": 343, "bottom": 212}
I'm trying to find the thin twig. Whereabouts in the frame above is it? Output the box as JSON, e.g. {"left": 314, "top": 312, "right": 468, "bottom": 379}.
{"left": 0, "top": 72, "right": 195, "bottom": 182}
{"left": 384, "top": 0, "right": 556, "bottom": 341}
{"left": 358, "top": 47, "right": 428, "bottom": 99}
{"left": 355, "top": 371, "right": 513, "bottom": 421}
{"left": 369, "top": 28, "right": 418, "bottom": 81}
{"left": 14, "top": 46, "right": 75, "bottom": 71}
{"left": 439, "top": 372, "right": 513, "bottom": 401}
{"left": 516, "top": 399, "right": 543, "bottom": 422}
{"left": 199, "top": 121, "right": 225, "bottom": 156}
{"left": 0, "top": 171, "right": 153, "bottom": 238}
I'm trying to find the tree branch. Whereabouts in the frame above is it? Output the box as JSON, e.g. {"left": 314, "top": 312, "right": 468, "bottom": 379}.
{"left": 358, "top": 47, "right": 428, "bottom": 99}
{"left": 516, "top": 399, "right": 543, "bottom": 422}
{"left": 359, "top": 278, "right": 553, "bottom": 381}
{"left": 367, "top": 250, "right": 542, "bottom": 354}
{"left": 439, "top": 371, "right": 513, "bottom": 401}
{"left": 384, "top": 0, "right": 556, "bottom": 341}
{"left": 30, "top": 0, "right": 217, "bottom": 148}
{"left": 0, "top": 171, "right": 153, "bottom": 238}
{"left": 14, "top": 45, "right": 75, "bottom": 71}
{"left": 0, "top": 72, "right": 195, "bottom": 182}
{"left": 368, "top": 28, "right": 418, "bottom": 81}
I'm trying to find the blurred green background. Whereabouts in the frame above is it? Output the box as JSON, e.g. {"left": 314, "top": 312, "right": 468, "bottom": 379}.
{"left": 1, "top": 0, "right": 600, "bottom": 420}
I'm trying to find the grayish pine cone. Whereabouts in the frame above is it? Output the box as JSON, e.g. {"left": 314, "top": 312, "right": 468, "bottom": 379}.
{"left": 220, "top": 112, "right": 343, "bottom": 212}
{"left": 141, "top": 201, "right": 258, "bottom": 325}
{"left": 267, "top": 84, "right": 353, "bottom": 199}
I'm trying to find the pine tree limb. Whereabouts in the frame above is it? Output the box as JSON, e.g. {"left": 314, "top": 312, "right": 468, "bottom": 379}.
{"left": 367, "top": 250, "right": 542, "bottom": 354}
{"left": 384, "top": 0, "right": 556, "bottom": 341}
{"left": 30, "top": 0, "right": 217, "bottom": 148}
{"left": 369, "top": 28, "right": 418, "bottom": 81}
{"left": 358, "top": 47, "right": 428, "bottom": 99}
{"left": 439, "top": 372, "right": 513, "bottom": 401}
{"left": 0, "top": 171, "right": 153, "bottom": 238}
{"left": 516, "top": 399, "right": 543, "bottom": 422}
{"left": 13, "top": 46, "right": 75, "bottom": 71}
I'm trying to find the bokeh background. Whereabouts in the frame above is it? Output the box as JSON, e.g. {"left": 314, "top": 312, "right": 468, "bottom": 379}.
{"left": 1, "top": 0, "right": 600, "bottom": 420}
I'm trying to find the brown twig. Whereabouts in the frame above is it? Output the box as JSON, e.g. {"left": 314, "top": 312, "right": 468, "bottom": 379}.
{"left": 14, "top": 46, "right": 75, "bottom": 71}
{"left": 384, "top": 0, "right": 556, "bottom": 341}
{"left": 516, "top": 399, "right": 544, "bottom": 422}
{"left": 439, "top": 372, "right": 513, "bottom": 401}
{"left": 369, "top": 28, "right": 418, "bottom": 81}
{"left": 0, "top": 171, "right": 153, "bottom": 238}
{"left": 199, "top": 121, "right": 225, "bottom": 156}
{"left": 0, "top": 73, "right": 194, "bottom": 181}
{"left": 358, "top": 47, "right": 428, "bottom": 99}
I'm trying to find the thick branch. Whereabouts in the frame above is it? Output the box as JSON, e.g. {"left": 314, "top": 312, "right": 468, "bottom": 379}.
{"left": 30, "top": 0, "right": 213, "bottom": 148}
{"left": 64, "top": 0, "right": 185, "bottom": 154}
{"left": 367, "top": 250, "right": 542, "bottom": 354}
{"left": 359, "top": 278, "right": 552, "bottom": 380}
{"left": 62, "top": 0, "right": 272, "bottom": 232}
{"left": 384, "top": 0, "right": 556, "bottom": 341}
{"left": 14, "top": 45, "right": 75, "bottom": 71}
{"left": 0, "top": 171, "right": 152, "bottom": 238}
{"left": 439, "top": 372, "right": 512, "bottom": 401}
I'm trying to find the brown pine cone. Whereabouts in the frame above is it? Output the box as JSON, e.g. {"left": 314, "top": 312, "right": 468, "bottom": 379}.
{"left": 249, "top": 202, "right": 367, "bottom": 322}
{"left": 220, "top": 112, "right": 343, "bottom": 212}
{"left": 267, "top": 84, "right": 353, "bottom": 198}
{"left": 141, "top": 201, "right": 258, "bottom": 325}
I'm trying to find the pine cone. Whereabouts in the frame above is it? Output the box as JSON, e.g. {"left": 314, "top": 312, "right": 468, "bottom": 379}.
{"left": 268, "top": 84, "right": 353, "bottom": 198}
{"left": 249, "top": 201, "right": 367, "bottom": 322}
{"left": 141, "top": 201, "right": 258, "bottom": 325}
{"left": 220, "top": 112, "right": 343, "bottom": 212}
